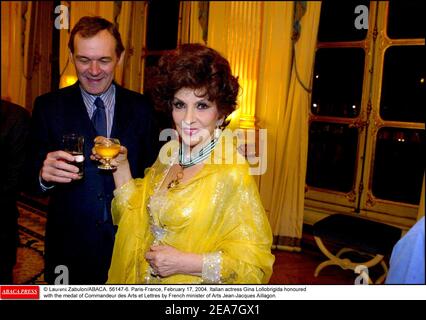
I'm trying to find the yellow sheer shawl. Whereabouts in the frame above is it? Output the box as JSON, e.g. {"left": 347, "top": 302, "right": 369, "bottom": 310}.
{"left": 107, "top": 133, "right": 274, "bottom": 284}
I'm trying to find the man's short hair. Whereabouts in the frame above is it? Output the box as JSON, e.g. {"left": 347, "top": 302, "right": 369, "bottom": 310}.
{"left": 68, "top": 16, "right": 125, "bottom": 57}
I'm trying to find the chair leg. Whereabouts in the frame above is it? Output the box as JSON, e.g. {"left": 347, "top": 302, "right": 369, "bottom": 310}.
{"left": 375, "top": 260, "right": 389, "bottom": 284}
{"left": 336, "top": 247, "right": 356, "bottom": 258}
{"left": 314, "top": 260, "right": 337, "bottom": 277}
{"left": 314, "top": 236, "right": 386, "bottom": 284}
{"left": 314, "top": 237, "right": 356, "bottom": 275}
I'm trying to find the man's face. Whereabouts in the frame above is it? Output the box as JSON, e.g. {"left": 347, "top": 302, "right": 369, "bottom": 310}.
{"left": 71, "top": 29, "right": 122, "bottom": 95}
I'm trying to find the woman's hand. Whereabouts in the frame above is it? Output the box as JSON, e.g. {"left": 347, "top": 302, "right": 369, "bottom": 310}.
{"left": 145, "top": 245, "right": 202, "bottom": 277}
{"left": 90, "top": 136, "right": 128, "bottom": 168}
{"left": 91, "top": 136, "right": 132, "bottom": 188}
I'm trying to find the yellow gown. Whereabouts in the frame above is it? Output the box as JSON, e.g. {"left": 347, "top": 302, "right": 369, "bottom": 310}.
{"left": 107, "top": 131, "right": 275, "bottom": 284}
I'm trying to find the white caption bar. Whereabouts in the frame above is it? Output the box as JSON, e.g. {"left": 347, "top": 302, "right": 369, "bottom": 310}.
{"left": 38, "top": 285, "right": 424, "bottom": 300}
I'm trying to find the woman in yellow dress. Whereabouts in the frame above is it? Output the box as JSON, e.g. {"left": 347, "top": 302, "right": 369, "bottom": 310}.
{"left": 94, "top": 44, "right": 274, "bottom": 284}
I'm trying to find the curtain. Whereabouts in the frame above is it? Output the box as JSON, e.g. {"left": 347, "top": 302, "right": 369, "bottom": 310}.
{"left": 180, "top": 1, "right": 206, "bottom": 45}
{"left": 116, "top": 1, "right": 147, "bottom": 92}
{"left": 257, "top": 1, "right": 321, "bottom": 252}
{"left": 202, "top": 1, "right": 321, "bottom": 252}
{"left": 1, "top": 1, "right": 53, "bottom": 111}
{"left": 1, "top": 1, "right": 27, "bottom": 107}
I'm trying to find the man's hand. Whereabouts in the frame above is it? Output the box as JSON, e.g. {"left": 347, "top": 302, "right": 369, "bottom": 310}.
{"left": 40, "top": 150, "right": 80, "bottom": 184}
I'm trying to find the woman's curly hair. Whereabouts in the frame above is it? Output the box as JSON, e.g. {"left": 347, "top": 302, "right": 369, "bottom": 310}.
{"left": 145, "top": 44, "right": 240, "bottom": 125}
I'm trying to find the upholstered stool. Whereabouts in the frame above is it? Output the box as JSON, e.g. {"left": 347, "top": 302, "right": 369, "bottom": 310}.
{"left": 313, "top": 214, "right": 402, "bottom": 284}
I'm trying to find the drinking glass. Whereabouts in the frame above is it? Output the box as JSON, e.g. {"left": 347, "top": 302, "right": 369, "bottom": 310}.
{"left": 62, "top": 134, "right": 84, "bottom": 179}
{"left": 94, "top": 138, "right": 121, "bottom": 170}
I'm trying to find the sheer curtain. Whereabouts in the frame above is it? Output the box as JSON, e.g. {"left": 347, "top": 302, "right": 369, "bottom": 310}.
{"left": 1, "top": 1, "right": 27, "bottom": 107}
{"left": 256, "top": 1, "right": 321, "bottom": 251}
{"left": 1, "top": 1, "right": 53, "bottom": 111}
{"left": 115, "top": 2, "right": 147, "bottom": 92}
{"left": 202, "top": 1, "right": 322, "bottom": 252}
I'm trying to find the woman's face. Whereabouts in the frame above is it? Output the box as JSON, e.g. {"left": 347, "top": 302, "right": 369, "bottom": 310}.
{"left": 172, "top": 87, "right": 223, "bottom": 148}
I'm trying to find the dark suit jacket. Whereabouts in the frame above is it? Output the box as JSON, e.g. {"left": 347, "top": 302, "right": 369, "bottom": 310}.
{"left": 0, "top": 100, "right": 30, "bottom": 282}
{"left": 25, "top": 83, "right": 159, "bottom": 284}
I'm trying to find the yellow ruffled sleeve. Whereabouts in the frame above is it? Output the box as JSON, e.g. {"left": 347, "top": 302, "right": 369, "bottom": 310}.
{"left": 111, "top": 162, "right": 156, "bottom": 225}
{"left": 107, "top": 177, "right": 151, "bottom": 284}
{"left": 202, "top": 166, "right": 275, "bottom": 284}
{"left": 111, "top": 179, "right": 137, "bottom": 225}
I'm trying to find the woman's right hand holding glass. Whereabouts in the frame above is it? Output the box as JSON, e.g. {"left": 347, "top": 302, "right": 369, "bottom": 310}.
{"left": 91, "top": 136, "right": 133, "bottom": 188}
{"left": 90, "top": 136, "right": 128, "bottom": 168}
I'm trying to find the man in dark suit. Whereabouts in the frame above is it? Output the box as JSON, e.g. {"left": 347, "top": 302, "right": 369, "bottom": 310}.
{"left": 0, "top": 100, "right": 30, "bottom": 284}
{"left": 25, "top": 16, "right": 159, "bottom": 284}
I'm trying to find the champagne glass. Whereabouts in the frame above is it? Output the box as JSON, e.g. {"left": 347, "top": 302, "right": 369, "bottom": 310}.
{"left": 94, "top": 138, "right": 121, "bottom": 170}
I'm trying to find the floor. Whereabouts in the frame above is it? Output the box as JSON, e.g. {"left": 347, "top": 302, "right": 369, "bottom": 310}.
{"left": 270, "top": 247, "right": 356, "bottom": 284}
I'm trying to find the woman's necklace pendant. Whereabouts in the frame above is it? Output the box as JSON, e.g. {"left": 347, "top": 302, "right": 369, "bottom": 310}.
{"left": 167, "top": 180, "right": 179, "bottom": 189}
{"left": 167, "top": 167, "right": 184, "bottom": 189}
